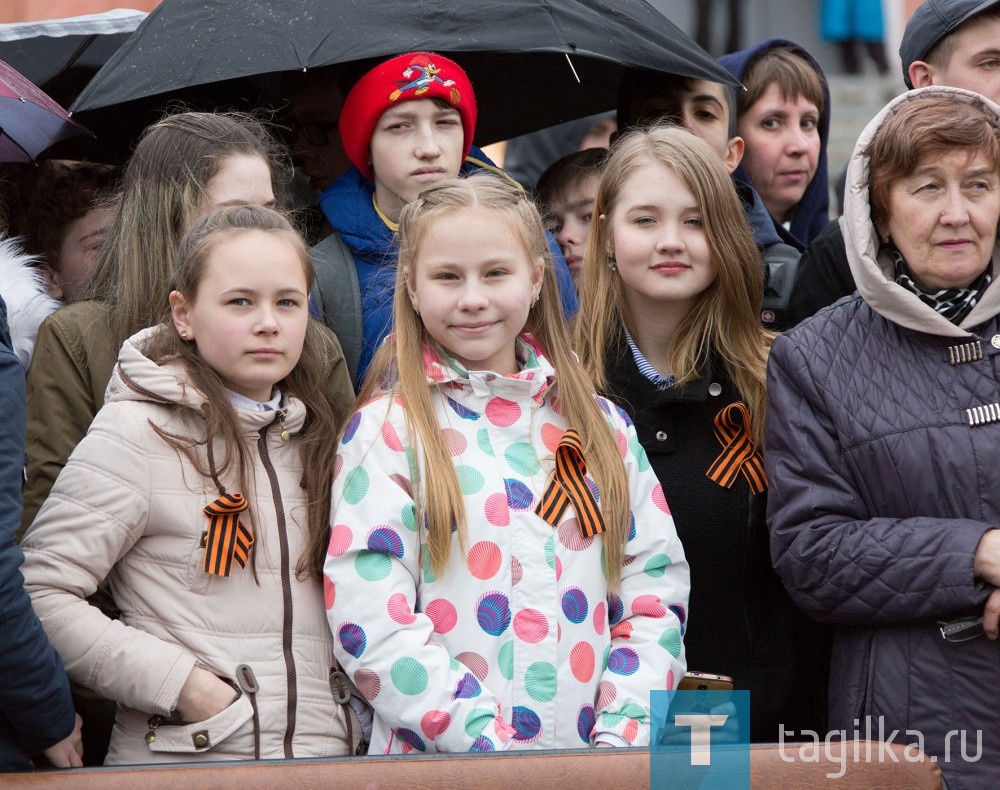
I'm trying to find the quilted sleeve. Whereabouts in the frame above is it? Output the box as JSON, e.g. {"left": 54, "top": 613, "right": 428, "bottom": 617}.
{"left": 324, "top": 404, "right": 514, "bottom": 753}
{"left": 21, "top": 402, "right": 197, "bottom": 716}
{"left": 764, "top": 334, "right": 992, "bottom": 625}
{"left": 593, "top": 402, "right": 689, "bottom": 746}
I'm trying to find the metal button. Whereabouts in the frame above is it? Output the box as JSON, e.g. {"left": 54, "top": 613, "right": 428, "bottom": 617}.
{"left": 992, "top": 335, "right": 1000, "bottom": 349}
{"left": 708, "top": 383, "right": 722, "bottom": 397}
{"left": 655, "top": 431, "right": 668, "bottom": 441}
{"left": 192, "top": 731, "right": 210, "bottom": 748}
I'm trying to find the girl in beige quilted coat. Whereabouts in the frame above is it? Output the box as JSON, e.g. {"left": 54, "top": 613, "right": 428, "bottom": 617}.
{"left": 21, "top": 205, "right": 358, "bottom": 764}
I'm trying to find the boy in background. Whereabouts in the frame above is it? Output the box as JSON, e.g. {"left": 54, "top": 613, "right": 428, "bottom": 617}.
{"left": 535, "top": 148, "right": 608, "bottom": 289}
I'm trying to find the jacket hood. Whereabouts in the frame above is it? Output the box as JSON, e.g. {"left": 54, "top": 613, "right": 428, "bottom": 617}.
{"left": 734, "top": 177, "right": 784, "bottom": 249}
{"left": 719, "top": 39, "right": 831, "bottom": 249}
{"left": 844, "top": 86, "right": 1000, "bottom": 338}
{"left": 0, "top": 236, "right": 61, "bottom": 369}
{"left": 106, "top": 326, "right": 307, "bottom": 433}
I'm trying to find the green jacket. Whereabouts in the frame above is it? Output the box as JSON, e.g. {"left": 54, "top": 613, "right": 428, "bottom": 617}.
{"left": 22, "top": 301, "right": 116, "bottom": 536}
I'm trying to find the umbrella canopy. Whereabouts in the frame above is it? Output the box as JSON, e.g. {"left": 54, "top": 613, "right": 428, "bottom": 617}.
{"left": 0, "top": 58, "right": 90, "bottom": 162}
{"left": 0, "top": 9, "right": 147, "bottom": 90}
{"left": 71, "top": 0, "right": 739, "bottom": 144}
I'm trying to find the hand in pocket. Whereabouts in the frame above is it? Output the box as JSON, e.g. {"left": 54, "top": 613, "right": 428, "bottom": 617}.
{"left": 176, "top": 666, "right": 238, "bottom": 723}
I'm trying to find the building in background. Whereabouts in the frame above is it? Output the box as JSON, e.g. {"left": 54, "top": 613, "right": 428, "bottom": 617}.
{"left": 1, "top": 1, "right": 160, "bottom": 24}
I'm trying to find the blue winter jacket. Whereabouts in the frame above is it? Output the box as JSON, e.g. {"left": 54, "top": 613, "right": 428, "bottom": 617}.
{"left": 0, "top": 296, "right": 76, "bottom": 771}
{"left": 318, "top": 148, "right": 578, "bottom": 388}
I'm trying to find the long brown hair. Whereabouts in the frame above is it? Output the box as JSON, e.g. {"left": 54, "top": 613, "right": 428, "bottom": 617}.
{"left": 575, "top": 124, "right": 774, "bottom": 445}
{"left": 357, "top": 173, "right": 632, "bottom": 588}
{"left": 144, "top": 205, "right": 344, "bottom": 581}
{"left": 86, "top": 111, "right": 289, "bottom": 358}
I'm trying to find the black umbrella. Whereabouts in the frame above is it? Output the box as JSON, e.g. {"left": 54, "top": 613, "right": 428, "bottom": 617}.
{"left": 71, "top": 0, "right": 738, "bottom": 145}
{"left": 0, "top": 10, "right": 147, "bottom": 92}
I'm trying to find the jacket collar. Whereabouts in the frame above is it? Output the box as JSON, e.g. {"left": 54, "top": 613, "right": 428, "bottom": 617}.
{"left": 607, "top": 336, "right": 713, "bottom": 404}
{"left": 318, "top": 146, "right": 511, "bottom": 259}
{"left": 107, "top": 326, "right": 308, "bottom": 435}
{"left": 422, "top": 332, "right": 556, "bottom": 402}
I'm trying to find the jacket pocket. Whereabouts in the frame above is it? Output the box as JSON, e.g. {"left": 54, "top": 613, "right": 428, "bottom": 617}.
{"left": 146, "top": 690, "right": 254, "bottom": 754}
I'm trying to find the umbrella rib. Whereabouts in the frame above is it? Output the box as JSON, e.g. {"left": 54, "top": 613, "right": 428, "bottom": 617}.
{"left": 564, "top": 53, "right": 580, "bottom": 83}
{"left": 63, "top": 34, "right": 98, "bottom": 74}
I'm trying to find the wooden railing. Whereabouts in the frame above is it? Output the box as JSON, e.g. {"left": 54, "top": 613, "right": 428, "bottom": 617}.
{"left": 0, "top": 741, "right": 942, "bottom": 789}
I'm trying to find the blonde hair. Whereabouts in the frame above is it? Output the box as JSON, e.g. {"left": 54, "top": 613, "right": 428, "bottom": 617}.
{"left": 575, "top": 124, "right": 774, "bottom": 445}
{"left": 357, "top": 173, "right": 631, "bottom": 587}
{"left": 145, "top": 205, "right": 346, "bottom": 581}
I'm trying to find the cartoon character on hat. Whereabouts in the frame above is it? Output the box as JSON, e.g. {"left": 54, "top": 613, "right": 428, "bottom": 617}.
{"left": 389, "top": 53, "right": 462, "bottom": 106}
{"left": 339, "top": 51, "right": 478, "bottom": 182}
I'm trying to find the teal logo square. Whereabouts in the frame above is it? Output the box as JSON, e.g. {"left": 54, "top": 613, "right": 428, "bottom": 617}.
{"left": 650, "top": 689, "right": 751, "bottom": 789}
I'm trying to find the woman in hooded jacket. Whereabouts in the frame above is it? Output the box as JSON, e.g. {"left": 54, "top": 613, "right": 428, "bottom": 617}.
{"left": 719, "top": 39, "right": 831, "bottom": 250}
{"left": 765, "top": 87, "right": 1000, "bottom": 785}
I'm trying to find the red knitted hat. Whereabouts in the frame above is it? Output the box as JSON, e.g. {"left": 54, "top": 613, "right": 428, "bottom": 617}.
{"left": 339, "top": 51, "right": 478, "bottom": 181}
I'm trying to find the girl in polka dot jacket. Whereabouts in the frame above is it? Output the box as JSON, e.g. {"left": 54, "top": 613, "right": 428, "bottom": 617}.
{"left": 324, "top": 173, "right": 689, "bottom": 754}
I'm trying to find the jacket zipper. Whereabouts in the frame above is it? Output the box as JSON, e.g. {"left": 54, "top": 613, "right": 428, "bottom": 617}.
{"left": 258, "top": 418, "right": 297, "bottom": 759}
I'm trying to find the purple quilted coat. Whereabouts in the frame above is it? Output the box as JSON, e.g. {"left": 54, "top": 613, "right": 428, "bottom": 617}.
{"left": 765, "top": 87, "right": 1000, "bottom": 789}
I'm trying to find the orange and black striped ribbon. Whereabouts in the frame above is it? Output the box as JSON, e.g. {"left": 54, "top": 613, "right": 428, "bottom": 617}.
{"left": 203, "top": 493, "right": 254, "bottom": 576}
{"left": 706, "top": 402, "right": 767, "bottom": 494}
{"left": 535, "top": 428, "right": 608, "bottom": 538}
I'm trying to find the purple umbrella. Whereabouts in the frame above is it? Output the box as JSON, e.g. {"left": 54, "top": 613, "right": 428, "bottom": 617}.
{"left": 0, "top": 58, "right": 90, "bottom": 163}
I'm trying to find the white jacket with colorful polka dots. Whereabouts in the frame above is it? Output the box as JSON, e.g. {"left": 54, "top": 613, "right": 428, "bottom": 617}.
{"left": 324, "top": 336, "right": 689, "bottom": 753}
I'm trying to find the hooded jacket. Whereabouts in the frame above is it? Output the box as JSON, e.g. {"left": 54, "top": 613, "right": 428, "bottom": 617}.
{"left": 764, "top": 87, "right": 1000, "bottom": 787}
{"left": 0, "top": 298, "right": 76, "bottom": 771}
{"left": 324, "top": 336, "right": 689, "bottom": 753}
{"left": 315, "top": 149, "right": 579, "bottom": 388}
{"left": 719, "top": 39, "right": 832, "bottom": 250}
{"left": 21, "top": 327, "right": 353, "bottom": 765}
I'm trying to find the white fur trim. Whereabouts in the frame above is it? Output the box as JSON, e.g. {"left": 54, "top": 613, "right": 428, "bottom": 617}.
{"left": 0, "top": 236, "right": 61, "bottom": 368}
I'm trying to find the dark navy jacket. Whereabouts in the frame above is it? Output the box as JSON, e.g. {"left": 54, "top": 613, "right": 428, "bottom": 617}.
{"left": 0, "top": 296, "right": 76, "bottom": 771}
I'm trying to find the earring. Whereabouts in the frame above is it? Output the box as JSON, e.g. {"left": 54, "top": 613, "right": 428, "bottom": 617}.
{"left": 532, "top": 292, "right": 540, "bottom": 306}
{"left": 179, "top": 329, "right": 188, "bottom": 339}
{"left": 608, "top": 253, "right": 618, "bottom": 272}
{"left": 880, "top": 232, "right": 890, "bottom": 245}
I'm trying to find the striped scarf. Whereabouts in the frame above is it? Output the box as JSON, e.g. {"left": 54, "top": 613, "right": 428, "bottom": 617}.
{"left": 893, "top": 250, "right": 992, "bottom": 324}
